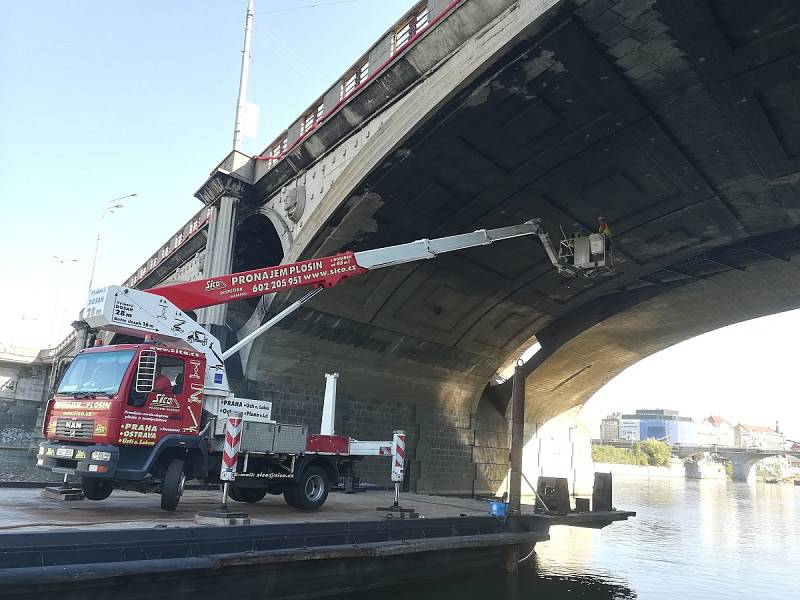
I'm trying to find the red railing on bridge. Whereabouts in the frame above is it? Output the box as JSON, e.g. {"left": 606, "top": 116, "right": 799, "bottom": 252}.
{"left": 122, "top": 1, "right": 466, "bottom": 288}
{"left": 122, "top": 206, "right": 211, "bottom": 289}
{"left": 256, "top": 0, "right": 466, "bottom": 167}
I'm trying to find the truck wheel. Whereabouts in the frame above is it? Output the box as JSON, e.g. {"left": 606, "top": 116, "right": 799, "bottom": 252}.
{"left": 284, "top": 466, "right": 329, "bottom": 510}
{"left": 160, "top": 459, "right": 186, "bottom": 511}
{"left": 82, "top": 478, "right": 113, "bottom": 501}
{"left": 230, "top": 486, "right": 268, "bottom": 503}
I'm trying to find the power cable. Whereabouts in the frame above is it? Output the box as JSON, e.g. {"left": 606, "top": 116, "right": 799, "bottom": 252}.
{"left": 256, "top": 25, "right": 324, "bottom": 78}
{"left": 256, "top": 0, "right": 361, "bottom": 15}
{"left": 252, "top": 32, "right": 322, "bottom": 86}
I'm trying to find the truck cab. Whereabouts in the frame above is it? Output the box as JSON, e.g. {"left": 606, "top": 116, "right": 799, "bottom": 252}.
{"left": 36, "top": 343, "right": 343, "bottom": 512}
{"left": 37, "top": 344, "right": 208, "bottom": 507}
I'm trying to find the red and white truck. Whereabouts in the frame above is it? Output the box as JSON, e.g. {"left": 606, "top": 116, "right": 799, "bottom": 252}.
{"left": 36, "top": 220, "right": 569, "bottom": 511}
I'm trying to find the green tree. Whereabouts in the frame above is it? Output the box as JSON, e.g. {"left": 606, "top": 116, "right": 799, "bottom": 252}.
{"left": 592, "top": 444, "right": 640, "bottom": 465}
{"left": 724, "top": 460, "right": 733, "bottom": 480}
{"left": 640, "top": 438, "right": 672, "bottom": 467}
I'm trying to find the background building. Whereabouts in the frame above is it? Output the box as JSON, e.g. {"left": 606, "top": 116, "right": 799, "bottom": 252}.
{"left": 619, "top": 418, "right": 640, "bottom": 441}
{"left": 600, "top": 413, "right": 621, "bottom": 441}
{"left": 695, "top": 416, "right": 735, "bottom": 447}
{"left": 734, "top": 424, "right": 785, "bottom": 450}
{"left": 617, "top": 409, "right": 696, "bottom": 445}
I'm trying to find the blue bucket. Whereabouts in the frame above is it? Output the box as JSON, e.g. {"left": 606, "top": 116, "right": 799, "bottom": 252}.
{"left": 488, "top": 500, "right": 507, "bottom": 518}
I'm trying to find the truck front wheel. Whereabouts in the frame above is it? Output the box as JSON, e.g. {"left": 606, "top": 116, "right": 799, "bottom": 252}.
{"left": 82, "top": 478, "right": 113, "bottom": 501}
{"left": 284, "top": 466, "right": 329, "bottom": 510}
{"left": 160, "top": 459, "right": 186, "bottom": 511}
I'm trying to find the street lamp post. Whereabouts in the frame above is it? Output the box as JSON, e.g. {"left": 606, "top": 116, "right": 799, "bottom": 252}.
{"left": 87, "top": 193, "right": 137, "bottom": 294}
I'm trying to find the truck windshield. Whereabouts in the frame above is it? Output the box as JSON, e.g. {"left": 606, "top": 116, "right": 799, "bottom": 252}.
{"left": 56, "top": 350, "right": 136, "bottom": 397}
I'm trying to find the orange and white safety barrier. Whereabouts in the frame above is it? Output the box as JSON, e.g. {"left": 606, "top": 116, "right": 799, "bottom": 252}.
{"left": 220, "top": 413, "right": 243, "bottom": 482}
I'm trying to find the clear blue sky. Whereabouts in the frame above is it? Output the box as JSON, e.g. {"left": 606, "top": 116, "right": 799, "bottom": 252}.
{"left": 0, "top": 0, "right": 420, "bottom": 348}
{"left": 0, "top": 1, "right": 796, "bottom": 440}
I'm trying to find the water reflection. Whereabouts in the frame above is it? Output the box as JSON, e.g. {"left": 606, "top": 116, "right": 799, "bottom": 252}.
{"left": 343, "top": 564, "right": 635, "bottom": 600}
{"left": 340, "top": 478, "right": 799, "bottom": 600}
{"left": 535, "top": 478, "right": 799, "bottom": 600}
{"left": 2, "top": 450, "right": 798, "bottom": 599}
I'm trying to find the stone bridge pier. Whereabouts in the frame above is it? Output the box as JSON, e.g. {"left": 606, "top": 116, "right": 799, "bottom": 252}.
{"left": 727, "top": 456, "right": 758, "bottom": 484}
{"left": 716, "top": 451, "right": 792, "bottom": 484}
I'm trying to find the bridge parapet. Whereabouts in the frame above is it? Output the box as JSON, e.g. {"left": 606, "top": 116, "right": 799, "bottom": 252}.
{"left": 120, "top": 0, "right": 503, "bottom": 297}
{"left": 238, "top": 0, "right": 523, "bottom": 235}
{"left": 254, "top": 0, "right": 444, "bottom": 173}
{"left": 122, "top": 206, "right": 211, "bottom": 291}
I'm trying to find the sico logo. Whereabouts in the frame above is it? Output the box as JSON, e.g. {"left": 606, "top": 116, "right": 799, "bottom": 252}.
{"left": 205, "top": 279, "right": 227, "bottom": 291}
{"left": 150, "top": 394, "right": 180, "bottom": 410}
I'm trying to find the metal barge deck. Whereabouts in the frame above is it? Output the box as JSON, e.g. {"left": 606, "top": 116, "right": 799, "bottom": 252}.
{"left": 0, "top": 488, "right": 634, "bottom": 599}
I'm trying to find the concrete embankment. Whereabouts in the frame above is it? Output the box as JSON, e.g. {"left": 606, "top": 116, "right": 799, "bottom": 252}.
{"left": 593, "top": 459, "right": 727, "bottom": 480}
{"left": 593, "top": 461, "right": 686, "bottom": 479}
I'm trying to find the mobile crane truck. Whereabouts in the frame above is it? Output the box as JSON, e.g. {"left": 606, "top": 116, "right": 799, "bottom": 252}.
{"left": 37, "top": 219, "right": 606, "bottom": 511}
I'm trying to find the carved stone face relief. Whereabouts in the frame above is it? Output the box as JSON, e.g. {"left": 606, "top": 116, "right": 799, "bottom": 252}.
{"left": 280, "top": 185, "right": 306, "bottom": 223}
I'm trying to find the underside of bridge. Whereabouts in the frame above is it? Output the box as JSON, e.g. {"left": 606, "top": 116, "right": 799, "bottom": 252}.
{"left": 215, "top": 0, "right": 800, "bottom": 495}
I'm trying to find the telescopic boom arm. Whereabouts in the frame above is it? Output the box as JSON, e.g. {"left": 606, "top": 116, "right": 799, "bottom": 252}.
{"left": 146, "top": 221, "right": 544, "bottom": 312}
{"left": 82, "top": 219, "right": 557, "bottom": 391}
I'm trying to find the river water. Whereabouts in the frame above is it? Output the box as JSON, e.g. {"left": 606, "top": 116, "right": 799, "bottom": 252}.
{"left": 2, "top": 449, "right": 797, "bottom": 598}
{"left": 347, "top": 477, "right": 800, "bottom": 600}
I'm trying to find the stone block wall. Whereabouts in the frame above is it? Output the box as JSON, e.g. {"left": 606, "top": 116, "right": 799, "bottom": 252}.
{"left": 0, "top": 362, "right": 49, "bottom": 447}
{"left": 239, "top": 376, "right": 513, "bottom": 496}
{"left": 470, "top": 400, "right": 511, "bottom": 497}
{"left": 0, "top": 400, "right": 39, "bottom": 446}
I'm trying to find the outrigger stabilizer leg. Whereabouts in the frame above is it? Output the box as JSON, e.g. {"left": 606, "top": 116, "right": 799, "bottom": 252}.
{"left": 375, "top": 431, "right": 419, "bottom": 519}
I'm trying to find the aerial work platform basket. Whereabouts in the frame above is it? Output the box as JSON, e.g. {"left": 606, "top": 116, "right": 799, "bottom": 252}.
{"left": 558, "top": 230, "right": 613, "bottom": 278}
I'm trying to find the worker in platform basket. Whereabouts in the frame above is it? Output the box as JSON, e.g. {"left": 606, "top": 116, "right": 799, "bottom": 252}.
{"left": 598, "top": 216, "right": 612, "bottom": 254}
{"left": 598, "top": 216, "right": 611, "bottom": 238}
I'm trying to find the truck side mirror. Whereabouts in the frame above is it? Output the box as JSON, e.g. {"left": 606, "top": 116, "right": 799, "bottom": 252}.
{"left": 136, "top": 350, "right": 157, "bottom": 393}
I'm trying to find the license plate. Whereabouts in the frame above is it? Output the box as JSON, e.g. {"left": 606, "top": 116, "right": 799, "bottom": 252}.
{"left": 56, "top": 448, "right": 74, "bottom": 458}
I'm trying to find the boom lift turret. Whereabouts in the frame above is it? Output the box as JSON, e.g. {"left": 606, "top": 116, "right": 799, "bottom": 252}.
{"left": 38, "top": 218, "right": 607, "bottom": 511}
